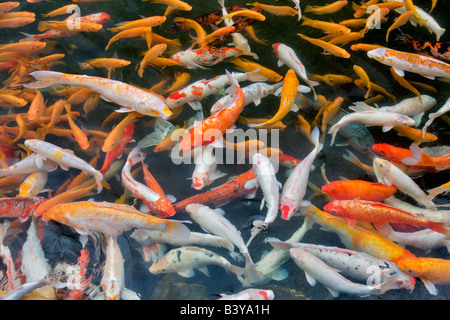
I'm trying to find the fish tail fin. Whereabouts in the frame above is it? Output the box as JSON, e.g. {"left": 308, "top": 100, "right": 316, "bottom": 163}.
{"left": 23, "top": 71, "right": 66, "bottom": 89}
{"left": 428, "top": 222, "right": 450, "bottom": 235}
{"left": 311, "top": 126, "right": 323, "bottom": 152}
{"left": 137, "top": 117, "right": 174, "bottom": 148}
{"left": 229, "top": 264, "right": 245, "bottom": 277}
{"left": 327, "top": 123, "right": 341, "bottom": 146}
{"left": 225, "top": 69, "right": 240, "bottom": 95}
{"left": 37, "top": 21, "right": 50, "bottom": 32}
{"left": 20, "top": 32, "right": 37, "bottom": 42}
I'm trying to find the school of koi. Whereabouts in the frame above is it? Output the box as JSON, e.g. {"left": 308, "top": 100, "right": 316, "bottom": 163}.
{"left": 0, "top": 0, "right": 449, "bottom": 300}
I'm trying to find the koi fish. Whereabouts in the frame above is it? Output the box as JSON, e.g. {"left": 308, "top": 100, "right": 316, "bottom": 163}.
{"left": 373, "top": 157, "right": 437, "bottom": 210}
{"left": 101, "top": 235, "right": 125, "bottom": 300}
{"left": 268, "top": 239, "right": 415, "bottom": 292}
{"left": 19, "top": 171, "right": 48, "bottom": 197}
{"left": 280, "top": 127, "right": 322, "bottom": 220}
{"left": 386, "top": 10, "right": 413, "bottom": 42}
{"left": 229, "top": 57, "right": 283, "bottom": 82}
{"left": 143, "top": 0, "right": 192, "bottom": 11}
{"left": 367, "top": 48, "right": 450, "bottom": 80}
{"left": 304, "top": 1, "right": 348, "bottom": 15}
{"left": 24, "top": 71, "right": 172, "bottom": 119}
{"left": 401, "top": 143, "right": 450, "bottom": 171}
{"left": 79, "top": 58, "right": 131, "bottom": 79}
{"left": 41, "top": 200, "right": 190, "bottom": 238}
{"left": 323, "top": 199, "right": 448, "bottom": 234}
{"left": 0, "top": 196, "right": 44, "bottom": 221}
{"left": 108, "top": 16, "right": 166, "bottom": 33}
{"left": 300, "top": 205, "right": 417, "bottom": 263}
{"left": 396, "top": 256, "right": 450, "bottom": 295}
{"left": 328, "top": 110, "right": 415, "bottom": 146}
{"left": 191, "top": 145, "right": 226, "bottom": 190}
{"left": 0, "top": 153, "right": 58, "bottom": 178}
{"left": 149, "top": 246, "right": 244, "bottom": 278}
{"left": 272, "top": 43, "right": 319, "bottom": 99}
{"left": 178, "top": 71, "right": 245, "bottom": 151}
{"left": 321, "top": 180, "right": 397, "bottom": 202}
{"left": 105, "top": 27, "right": 152, "bottom": 51}
{"left": 122, "top": 146, "right": 175, "bottom": 217}
{"left": 218, "top": 288, "right": 275, "bottom": 300}
{"left": 100, "top": 122, "right": 134, "bottom": 175}
{"left": 289, "top": 247, "right": 404, "bottom": 297}
{"left": 172, "top": 168, "right": 259, "bottom": 213}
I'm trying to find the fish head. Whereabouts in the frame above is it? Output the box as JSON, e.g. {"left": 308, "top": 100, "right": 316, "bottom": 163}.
{"left": 322, "top": 201, "right": 343, "bottom": 216}
{"left": 185, "top": 203, "right": 204, "bottom": 216}
{"left": 371, "top": 143, "right": 391, "bottom": 157}
{"left": 272, "top": 43, "right": 283, "bottom": 57}
{"left": 24, "top": 139, "right": 40, "bottom": 152}
{"left": 373, "top": 157, "right": 392, "bottom": 175}
{"left": 396, "top": 257, "right": 426, "bottom": 278}
{"left": 96, "top": 12, "right": 111, "bottom": 24}
{"left": 192, "top": 173, "right": 208, "bottom": 190}
{"left": 398, "top": 114, "right": 416, "bottom": 127}
{"left": 367, "top": 48, "right": 386, "bottom": 62}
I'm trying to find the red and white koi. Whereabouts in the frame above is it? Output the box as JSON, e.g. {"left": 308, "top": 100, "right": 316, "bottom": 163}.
{"left": 19, "top": 171, "right": 48, "bottom": 197}
{"left": 279, "top": 127, "right": 323, "bottom": 220}
{"left": 0, "top": 196, "right": 45, "bottom": 221}
{"left": 367, "top": 48, "right": 450, "bottom": 80}
{"left": 0, "top": 220, "right": 21, "bottom": 290}
{"left": 349, "top": 95, "right": 436, "bottom": 127}
{"left": 272, "top": 43, "right": 319, "bottom": 99}
{"left": 191, "top": 145, "right": 226, "bottom": 190}
{"left": 328, "top": 110, "right": 416, "bottom": 146}
{"left": 268, "top": 239, "right": 415, "bottom": 292}
{"left": 24, "top": 139, "right": 104, "bottom": 193}
{"left": 373, "top": 157, "right": 437, "bottom": 210}
{"left": 169, "top": 44, "right": 245, "bottom": 69}
{"left": 165, "top": 70, "right": 266, "bottom": 110}
{"left": 24, "top": 71, "right": 172, "bottom": 119}
{"left": 218, "top": 288, "right": 275, "bottom": 300}
{"left": 289, "top": 247, "right": 404, "bottom": 297}
{"left": 149, "top": 246, "right": 244, "bottom": 278}
{"left": 121, "top": 146, "right": 175, "bottom": 217}
{"left": 210, "top": 82, "right": 282, "bottom": 113}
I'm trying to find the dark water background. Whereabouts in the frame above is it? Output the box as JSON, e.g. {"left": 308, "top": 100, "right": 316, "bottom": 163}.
{"left": 0, "top": 0, "right": 449, "bottom": 300}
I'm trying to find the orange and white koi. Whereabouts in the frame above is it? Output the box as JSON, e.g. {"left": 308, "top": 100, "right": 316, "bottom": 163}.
{"left": 0, "top": 221, "right": 20, "bottom": 291}
{"left": 168, "top": 44, "right": 246, "bottom": 69}
{"left": 101, "top": 235, "right": 125, "bottom": 300}
{"left": 373, "top": 157, "right": 437, "bottom": 210}
{"left": 24, "top": 139, "right": 104, "bottom": 193}
{"left": 122, "top": 146, "right": 175, "bottom": 217}
{"left": 367, "top": 47, "right": 450, "bottom": 80}
{"left": 272, "top": 43, "right": 319, "bottom": 99}
{"left": 19, "top": 171, "right": 48, "bottom": 197}
{"left": 178, "top": 71, "right": 245, "bottom": 151}
{"left": 42, "top": 201, "right": 190, "bottom": 240}
{"left": 191, "top": 145, "right": 226, "bottom": 190}
{"left": 280, "top": 127, "right": 322, "bottom": 220}
{"left": 324, "top": 199, "right": 448, "bottom": 234}
{"left": 24, "top": 71, "right": 172, "bottom": 119}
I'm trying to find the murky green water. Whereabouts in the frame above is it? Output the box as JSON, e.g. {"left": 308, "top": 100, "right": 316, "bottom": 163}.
{"left": 0, "top": 0, "right": 449, "bottom": 300}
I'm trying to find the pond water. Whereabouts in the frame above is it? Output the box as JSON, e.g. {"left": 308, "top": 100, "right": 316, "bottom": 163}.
{"left": 0, "top": 0, "right": 449, "bottom": 301}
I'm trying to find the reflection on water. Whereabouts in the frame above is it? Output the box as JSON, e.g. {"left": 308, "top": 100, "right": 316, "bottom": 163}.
{"left": 0, "top": 0, "right": 449, "bottom": 300}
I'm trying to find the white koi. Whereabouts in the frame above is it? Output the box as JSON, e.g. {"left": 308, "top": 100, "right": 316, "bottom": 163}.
{"left": 374, "top": 157, "right": 437, "bottom": 210}
{"left": 218, "top": 288, "right": 275, "bottom": 300}
{"left": 1, "top": 278, "right": 52, "bottom": 300}
{"left": 367, "top": 48, "right": 450, "bottom": 80}
{"left": 165, "top": 71, "right": 266, "bottom": 110}
{"left": 210, "top": 82, "right": 282, "bottom": 113}
{"left": 349, "top": 95, "right": 436, "bottom": 127}
{"left": 148, "top": 246, "right": 244, "bottom": 278}
{"left": 24, "top": 71, "right": 172, "bottom": 119}
{"left": 191, "top": 145, "right": 226, "bottom": 190}
{"left": 279, "top": 127, "right": 322, "bottom": 220}
{"left": 268, "top": 240, "right": 415, "bottom": 292}
{"left": 272, "top": 43, "right": 319, "bottom": 100}
{"left": 131, "top": 228, "right": 235, "bottom": 252}
{"left": 247, "top": 153, "right": 281, "bottom": 246}
{"left": 289, "top": 247, "right": 402, "bottom": 297}
{"left": 328, "top": 110, "right": 415, "bottom": 146}
{"left": 0, "top": 153, "right": 58, "bottom": 178}
{"left": 24, "top": 139, "right": 104, "bottom": 193}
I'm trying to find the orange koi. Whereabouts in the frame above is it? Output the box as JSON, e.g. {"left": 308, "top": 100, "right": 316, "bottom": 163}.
{"left": 247, "top": 2, "right": 298, "bottom": 16}
{"left": 322, "top": 180, "right": 397, "bottom": 202}
{"left": 178, "top": 71, "right": 245, "bottom": 151}
{"left": 64, "top": 103, "right": 90, "bottom": 151}
{"left": 108, "top": 16, "right": 166, "bottom": 33}
{"left": 37, "top": 21, "right": 103, "bottom": 33}
{"left": 397, "top": 257, "right": 450, "bottom": 288}
{"left": 229, "top": 57, "right": 283, "bottom": 82}
{"left": 99, "top": 122, "right": 134, "bottom": 175}
{"left": 173, "top": 168, "right": 258, "bottom": 213}
{"left": 304, "top": 1, "right": 348, "bottom": 15}
{"left": 393, "top": 126, "right": 438, "bottom": 144}
{"left": 105, "top": 27, "right": 153, "bottom": 51}
{"left": 143, "top": 0, "right": 192, "bottom": 11}
{"left": 297, "top": 33, "right": 351, "bottom": 58}
{"left": 102, "top": 112, "right": 142, "bottom": 153}
{"left": 302, "top": 205, "right": 416, "bottom": 263}
{"left": 79, "top": 58, "right": 131, "bottom": 79}
{"left": 301, "top": 16, "right": 351, "bottom": 34}
{"left": 41, "top": 200, "right": 190, "bottom": 237}
{"left": 138, "top": 43, "right": 167, "bottom": 78}
{"left": 27, "top": 89, "right": 46, "bottom": 121}
{"left": 323, "top": 199, "right": 449, "bottom": 234}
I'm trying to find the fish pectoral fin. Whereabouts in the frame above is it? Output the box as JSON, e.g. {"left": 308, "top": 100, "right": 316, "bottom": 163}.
{"left": 271, "top": 268, "right": 289, "bottom": 281}
{"left": 392, "top": 66, "right": 405, "bottom": 77}
{"left": 244, "top": 178, "right": 259, "bottom": 190}
{"left": 188, "top": 101, "right": 203, "bottom": 111}
{"left": 209, "top": 170, "right": 227, "bottom": 181}
{"left": 277, "top": 59, "right": 284, "bottom": 67}
{"left": 382, "top": 125, "right": 393, "bottom": 132}
{"left": 304, "top": 272, "right": 317, "bottom": 287}
{"left": 297, "top": 85, "right": 311, "bottom": 93}
{"left": 326, "top": 287, "right": 340, "bottom": 298}
{"left": 260, "top": 197, "right": 266, "bottom": 211}
{"left": 35, "top": 155, "right": 45, "bottom": 168}
{"left": 197, "top": 266, "right": 210, "bottom": 277}
{"left": 290, "top": 103, "right": 300, "bottom": 112}
{"left": 420, "top": 277, "right": 438, "bottom": 296}
{"left": 420, "top": 74, "right": 435, "bottom": 80}
{"left": 178, "top": 269, "right": 195, "bottom": 278}
{"left": 115, "top": 106, "right": 133, "bottom": 113}
{"left": 253, "top": 99, "right": 261, "bottom": 106}
{"left": 59, "top": 164, "right": 70, "bottom": 171}
{"left": 347, "top": 218, "right": 357, "bottom": 228}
